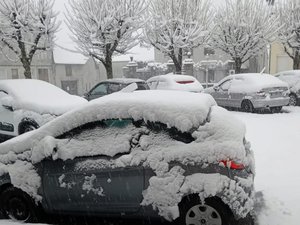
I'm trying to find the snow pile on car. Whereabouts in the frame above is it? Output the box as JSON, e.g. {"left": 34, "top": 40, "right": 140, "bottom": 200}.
{"left": 147, "top": 73, "right": 204, "bottom": 92}
{"left": 228, "top": 73, "right": 289, "bottom": 93}
{"left": 0, "top": 79, "right": 87, "bottom": 115}
{"left": 0, "top": 90, "right": 254, "bottom": 221}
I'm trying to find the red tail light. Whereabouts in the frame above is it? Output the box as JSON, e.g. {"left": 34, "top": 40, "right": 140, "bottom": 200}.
{"left": 220, "top": 160, "right": 245, "bottom": 170}
{"left": 176, "top": 80, "right": 194, "bottom": 84}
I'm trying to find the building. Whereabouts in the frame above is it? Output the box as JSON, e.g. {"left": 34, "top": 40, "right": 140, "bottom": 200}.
{"left": 269, "top": 41, "right": 293, "bottom": 74}
{"left": 154, "top": 46, "right": 266, "bottom": 83}
{"left": 0, "top": 48, "right": 129, "bottom": 96}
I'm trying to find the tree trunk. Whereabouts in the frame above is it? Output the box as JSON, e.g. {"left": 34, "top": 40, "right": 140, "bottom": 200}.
{"left": 104, "top": 55, "right": 113, "bottom": 79}
{"left": 22, "top": 59, "right": 32, "bottom": 79}
{"left": 234, "top": 58, "right": 242, "bottom": 74}
{"left": 170, "top": 50, "right": 183, "bottom": 74}
{"left": 293, "top": 51, "right": 300, "bottom": 69}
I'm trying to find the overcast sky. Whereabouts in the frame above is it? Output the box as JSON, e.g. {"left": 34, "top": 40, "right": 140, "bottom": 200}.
{"left": 53, "top": 0, "right": 154, "bottom": 62}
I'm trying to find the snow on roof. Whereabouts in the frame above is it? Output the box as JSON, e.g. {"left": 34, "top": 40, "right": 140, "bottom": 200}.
{"left": 0, "top": 79, "right": 87, "bottom": 115}
{"left": 53, "top": 47, "right": 88, "bottom": 64}
{"left": 0, "top": 90, "right": 216, "bottom": 155}
{"left": 225, "top": 73, "right": 289, "bottom": 93}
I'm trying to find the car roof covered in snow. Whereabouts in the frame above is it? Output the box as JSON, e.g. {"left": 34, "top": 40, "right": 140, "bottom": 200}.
{"left": 0, "top": 90, "right": 217, "bottom": 155}
{"left": 147, "top": 73, "right": 198, "bottom": 82}
{"left": 147, "top": 74, "right": 204, "bottom": 92}
{"left": 102, "top": 78, "right": 146, "bottom": 84}
{"left": 0, "top": 79, "right": 87, "bottom": 115}
{"left": 220, "top": 73, "right": 289, "bottom": 92}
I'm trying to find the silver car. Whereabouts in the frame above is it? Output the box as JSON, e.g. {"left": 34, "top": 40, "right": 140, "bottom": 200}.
{"left": 274, "top": 70, "right": 300, "bottom": 106}
{"left": 204, "top": 73, "right": 290, "bottom": 113}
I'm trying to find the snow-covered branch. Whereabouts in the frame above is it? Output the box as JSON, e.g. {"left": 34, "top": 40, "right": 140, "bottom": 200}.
{"left": 0, "top": 0, "right": 59, "bottom": 78}
{"left": 66, "top": 0, "right": 146, "bottom": 79}
{"left": 143, "top": 0, "right": 213, "bottom": 73}
{"left": 277, "top": 0, "right": 300, "bottom": 69}
{"left": 211, "top": 0, "right": 279, "bottom": 73}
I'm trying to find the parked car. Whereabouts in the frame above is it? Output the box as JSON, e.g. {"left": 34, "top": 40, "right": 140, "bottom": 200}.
{"left": 204, "top": 73, "right": 290, "bottom": 113}
{"left": 274, "top": 70, "right": 300, "bottom": 106}
{"left": 0, "top": 90, "right": 254, "bottom": 225}
{"left": 147, "top": 74, "right": 204, "bottom": 92}
{"left": 84, "top": 78, "right": 149, "bottom": 101}
{"left": 0, "top": 79, "right": 87, "bottom": 142}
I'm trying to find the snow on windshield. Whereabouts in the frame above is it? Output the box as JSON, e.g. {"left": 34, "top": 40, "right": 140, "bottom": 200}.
{"left": 0, "top": 79, "right": 87, "bottom": 115}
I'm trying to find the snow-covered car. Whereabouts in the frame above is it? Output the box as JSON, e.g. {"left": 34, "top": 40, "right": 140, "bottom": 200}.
{"left": 204, "top": 73, "right": 290, "bottom": 113}
{"left": 84, "top": 78, "right": 149, "bottom": 101}
{"left": 0, "top": 79, "right": 87, "bottom": 142}
{"left": 0, "top": 90, "right": 255, "bottom": 225}
{"left": 147, "top": 74, "right": 204, "bottom": 92}
{"left": 274, "top": 70, "right": 300, "bottom": 106}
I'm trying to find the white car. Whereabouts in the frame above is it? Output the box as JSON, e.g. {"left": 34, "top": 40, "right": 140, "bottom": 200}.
{"left": 274, "top": 70, "right": 300, "bottom": 106}
{"left": 147, "top": 74, "right": 204, "bottom": 92}
{"left": 0, "top": 79, "right": 87, "bottom": 142}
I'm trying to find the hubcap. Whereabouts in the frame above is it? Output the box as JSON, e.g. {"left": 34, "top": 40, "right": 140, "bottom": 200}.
{"left": 24, "top": 125, "right": 36, "bottom": 133}
{"left": 185, "top": 204, "right": 222, "bottom": 225}
{"left": 289, "top": 95, "right": 297, "bottom": 106}
{"left": 6, "top": 197, "right": 30, "bottom": 221}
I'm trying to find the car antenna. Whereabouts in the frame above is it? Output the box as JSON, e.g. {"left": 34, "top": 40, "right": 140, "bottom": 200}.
{"left": 260, "top": 67, "right": 266, "bottom": 74}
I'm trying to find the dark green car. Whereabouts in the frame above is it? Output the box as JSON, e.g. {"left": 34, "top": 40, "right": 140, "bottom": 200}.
{"left": 0, "top": 90, "right": 255, "bottom": 225}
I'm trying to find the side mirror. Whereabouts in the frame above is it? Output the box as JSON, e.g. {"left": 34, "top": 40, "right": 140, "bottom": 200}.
{"left": 213, "top": 85, "right": 220, "bottom": 91}
{"left": 3, "top": 105, "right": 13, "bottom": 112}
{"left": 83, "top": 92, "right": 90, "bottom": 100}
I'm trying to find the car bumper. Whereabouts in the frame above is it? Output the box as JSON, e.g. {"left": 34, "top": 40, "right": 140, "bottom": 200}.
{"left": 252, "top": 97, "right": 290, "bottom": 108}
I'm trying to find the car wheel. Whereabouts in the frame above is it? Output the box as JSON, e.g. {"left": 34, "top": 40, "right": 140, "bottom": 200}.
{"left": 178, "top": 196, "right": 235, "bottom": 225}
{"left": 289, "top": 94, "right": 298, "bottom": 106}
{"left": 19, "top": 122, "right": 38, "bottom": 135}
{"left": 241, "top": 100, "right": 254, "bottom": 113}
{"left": 270, "top": 106, "right": 282, "bottom": 113}
{"left": 0, "top": 187, "right": 38, "bottom": 222}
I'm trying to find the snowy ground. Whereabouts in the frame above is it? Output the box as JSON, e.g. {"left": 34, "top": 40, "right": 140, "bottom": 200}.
{"left": 232, "top": 106, "right": 300, "bottom": 225}
{"left": 0, "top": 106, "right": 299, "bottom": 225}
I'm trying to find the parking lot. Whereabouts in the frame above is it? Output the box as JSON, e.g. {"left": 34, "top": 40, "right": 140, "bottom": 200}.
{"left": 232, "top": 106, "right": 300, "bottom": 225}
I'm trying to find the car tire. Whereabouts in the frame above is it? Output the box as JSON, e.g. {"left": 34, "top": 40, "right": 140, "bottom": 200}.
{"left": 270, "top": 106, "right": 282, "bottom": 114}
{"left": 19, "top": 121, "right": 39, "bottom": 135}
{"left": 178, "top": 196, "right": 236, "bottom": 225}
{"left": 241, "top": 100, "right": 254, "bottom": 113}
{"left": 0, "top": 186, "right": 38, "bottom": 222}
{"left": 289, "top": 94, "right": 298, "bottom": 106}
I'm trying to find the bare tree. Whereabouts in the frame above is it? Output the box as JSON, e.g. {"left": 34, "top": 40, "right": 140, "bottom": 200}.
{"left": 143, "top": 0, "right": 212, "bottom": 74}
{"left": 211, "top": 0, "right": 279, "bottom": 73}
{"left": 66, "top": 0, "right": 145, "bottom": 79}
{"left": 277, "top": 0, "right": 300, "bottom": 69}
{"left": 0, "top": 0, "right": 59, "bottom": 79}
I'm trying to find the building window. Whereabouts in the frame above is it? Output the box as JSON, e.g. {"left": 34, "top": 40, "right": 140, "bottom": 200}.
{"left": 38, "top": 68, "right": 49, "bottom": 82}
{"left": 208, "top": 70, "right": 215, "bottom": 82}
{"left": 11, "top": 69, "right": 18, "bottom": 79}
{"left": 65, "top": 65, "right": 72, "bottom": 77}
{"left": 204, "top": 47, "right": 215, "bottom": 56}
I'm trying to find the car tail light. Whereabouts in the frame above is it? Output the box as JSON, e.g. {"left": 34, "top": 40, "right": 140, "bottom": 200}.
{"left": 176, "top": 80, "right": 194, "bottom": 84}
{"left": 256, "top": 90, "right": 266, "bottom": 97}
{"left": 220, "top": 160, "right": 245, "bottom": 170}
